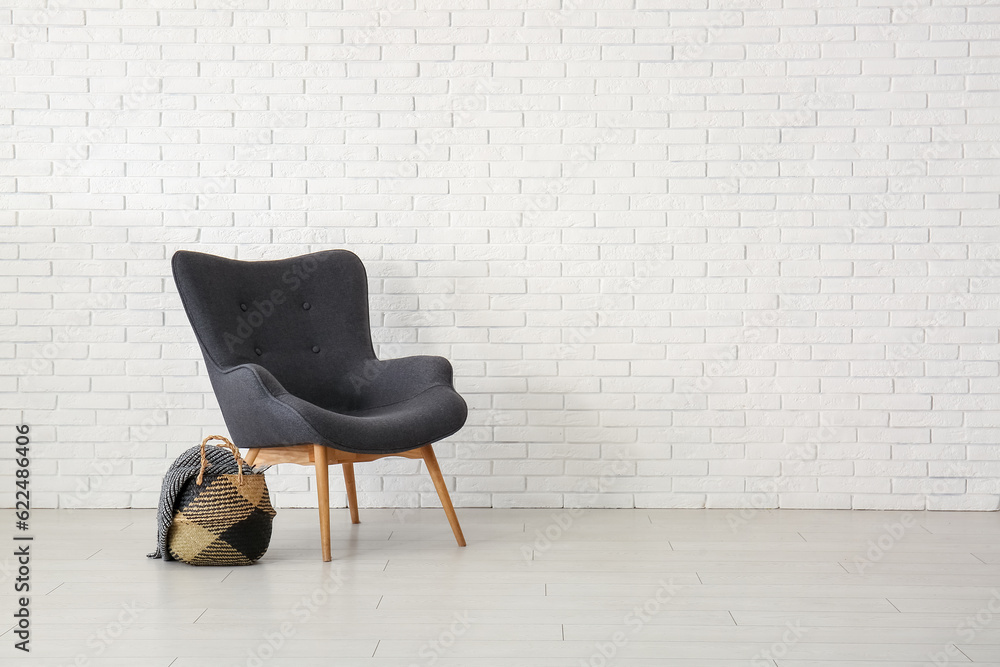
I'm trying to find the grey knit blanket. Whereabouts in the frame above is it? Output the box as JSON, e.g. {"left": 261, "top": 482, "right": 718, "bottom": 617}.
{"left": 147, "top": 444, "right": 268, "bottom": 560}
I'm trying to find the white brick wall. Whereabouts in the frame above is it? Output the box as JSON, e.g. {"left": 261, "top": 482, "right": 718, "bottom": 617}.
{"left": 2, "top": 0, "right": 999, "bottom": 511}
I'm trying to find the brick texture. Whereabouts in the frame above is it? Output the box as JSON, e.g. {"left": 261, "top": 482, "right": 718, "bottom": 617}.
{"left": 2, "top": 1, "right": 999, "bottom": 511}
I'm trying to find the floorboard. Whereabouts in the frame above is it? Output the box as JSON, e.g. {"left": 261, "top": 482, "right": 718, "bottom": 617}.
{"left": 0, "top": 507, "right": 997, "bottom": 666}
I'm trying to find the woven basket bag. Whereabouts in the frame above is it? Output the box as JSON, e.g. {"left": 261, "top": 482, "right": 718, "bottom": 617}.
{"left": 167, "top": 435, "right": 276, "bottom": 566}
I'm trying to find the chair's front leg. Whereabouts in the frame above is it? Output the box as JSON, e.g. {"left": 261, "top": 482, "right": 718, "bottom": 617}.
{"left": 314, "top": 444, "right": 332, "bottom": 561}
{"left": 419, "top": 444, "right": 466, "bottom": 547}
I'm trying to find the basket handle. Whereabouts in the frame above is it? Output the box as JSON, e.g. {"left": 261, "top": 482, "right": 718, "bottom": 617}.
{"left": 197, "top": 434, "right": 245, "bottom": 487}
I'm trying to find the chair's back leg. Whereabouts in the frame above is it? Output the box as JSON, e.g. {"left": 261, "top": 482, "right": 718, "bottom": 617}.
{"left": 419, "top": 444, "right": 467, "bottom": 547}
{"left": 313, "top": 444, "right": 332, "bottom": 561}
{"left": 244, "top": 448, "right": 260, "bottom": 465}
{"left": 342, "top": 462, "right": 361, "bottom": 524}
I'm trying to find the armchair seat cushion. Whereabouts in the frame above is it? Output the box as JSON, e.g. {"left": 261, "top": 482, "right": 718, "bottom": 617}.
{"left": 280, "top": 383, "right": 468, "bottom": 454}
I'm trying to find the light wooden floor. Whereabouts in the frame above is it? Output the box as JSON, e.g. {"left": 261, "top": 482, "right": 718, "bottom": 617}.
{"left": 2, "top": 508, "right": 1000, "bottom": 666}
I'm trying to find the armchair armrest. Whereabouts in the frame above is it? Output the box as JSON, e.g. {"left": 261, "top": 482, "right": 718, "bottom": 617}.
{"left": 349, "top": 355, "right": 458, "bottom": 410}
{"left": 207, "top": 362, "right": 322, "bottom": 449}
{"left": 219, "top": 362, "right": 290, "bottom": 399}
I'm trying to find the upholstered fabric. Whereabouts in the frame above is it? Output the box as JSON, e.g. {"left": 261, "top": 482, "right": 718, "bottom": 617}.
{"left": 171, "top": 250, "right": 468, "bottom": 454}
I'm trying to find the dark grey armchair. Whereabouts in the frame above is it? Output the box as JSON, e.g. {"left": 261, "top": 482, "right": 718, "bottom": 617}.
{"left": 171, "top": 249, "right": 467, "bottom": 561}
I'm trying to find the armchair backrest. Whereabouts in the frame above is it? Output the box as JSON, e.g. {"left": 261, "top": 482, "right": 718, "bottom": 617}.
{"left": 171, "top": 250, "right": 377, "bottom": 410}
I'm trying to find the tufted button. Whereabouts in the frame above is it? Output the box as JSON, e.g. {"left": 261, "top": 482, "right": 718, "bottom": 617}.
{"left": 254, "top": 347, "right": 262, "bottom": 356}
{"left": 240, "top": 303, "right": 248, "bottom": 311}
{"left": 311, "top": 345, "right": 320, "bottom": 353}
{"left": 302, "top": 302, "right": 311, "bottom": 311}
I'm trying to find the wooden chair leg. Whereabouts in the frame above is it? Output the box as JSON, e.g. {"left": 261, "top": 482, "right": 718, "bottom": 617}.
{"left": 313, "top": 444, "right": 331, "bottom": 562}
{"left": 420, "top": 444, "right": 466, "bottom": 547}
{"left": 343, "top": 462, "right": 360, "bottom": 524}
{"left": 243, "top": 448, "right": 260, "bottom": 466}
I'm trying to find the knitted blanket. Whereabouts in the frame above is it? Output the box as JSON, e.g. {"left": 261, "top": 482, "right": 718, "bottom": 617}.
{"left": 147, "top": 444, "right": 267, "bottom": 560}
